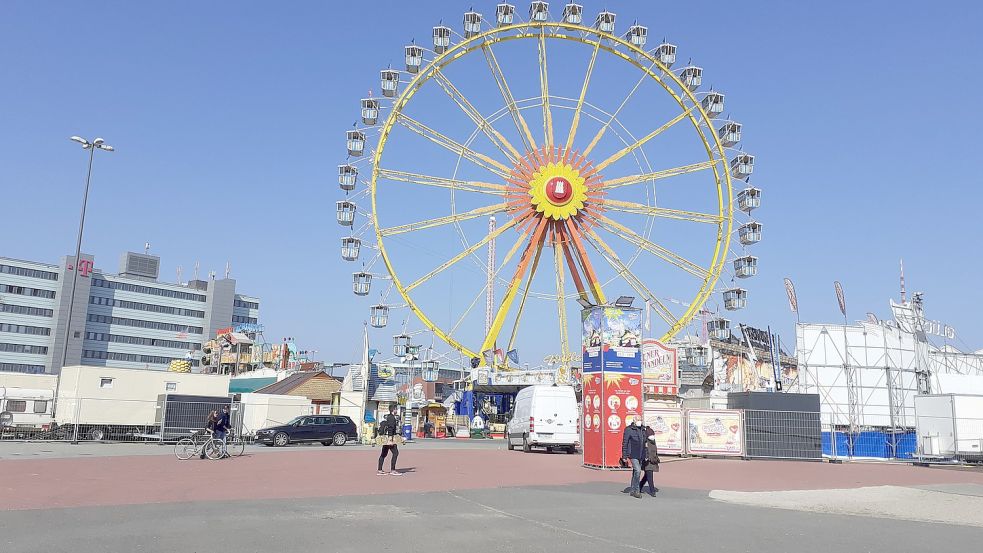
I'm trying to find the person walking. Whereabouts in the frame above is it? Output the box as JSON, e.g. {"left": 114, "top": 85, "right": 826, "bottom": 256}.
{"left": 200, "top": 410, "right": 218, "bottom": 460}
{"left": 620, "top": 417, "right": 646, "bottom": 498}
{"left": 638, "top": 428, "right": 660, "bottom": 497}
{"left": 377, "top": 405, "right": 402, "bottom": 475}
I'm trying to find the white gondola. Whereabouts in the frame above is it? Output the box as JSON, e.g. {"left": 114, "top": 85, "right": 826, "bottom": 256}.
{"left": 701, "top": 91, "right": 724, "bottom": 118}
{"left": 360, "top": 99, "right": 379, "bottom": 125}
{"left": 346, "top": 130, "right": 365, "bottom": 157}
{"left": 338, "top": 164, "right": 358, "bottom": 192}
{"left": 370, "top": 304, "right": 389, "bottom": 328}
{"left": 341, "top": 237, "right": 361, "bottom": 261}
{"left": 723, "top": 288, "right": 747, "bottom": 311}
{"left": 730, "top": 153, "right": 754, "bottom": 179}
{"left": 733, "top": 255, "right": 758, "bottom": 278}
{"left": 464, "top": 11, "right": 482, "bottom": 38}
{"left": 686, "top": 345, "right": 708, "bottom": 367}
{"left": 336, "top": 201, "right": 356, "bottom": 226}
{"left": 737, "top": 187, "right": 760, "bottom": 212}
{"left": 680, "top": 65, "right": 703, "bottom": 91}
{"left": 433, "top": 25, "right": 451, "bottom": 53}
{"left": 739, "top": 221, "right": 762, "bottom": 245}
{"left": 707, "top": 317, "right": 731, "bottom": 340}
{"left": 594, "top": 10, "right": 616, "bottom": 34}
{"left": 717, "top": 121, "right": 742, "bottom": 147}
{"left": 404, "top": 45, "right": 423, "bottom": 73}
{"left": 655, "top": 41, "right": 676, "bottom": 67}
{"left": 353, "top": 272, "right": 372, "bottom": 296}
{"left": 529, "top": 1, "right": 549, "bottom": 22}
{"left": 421, "top": 359, "right": 439, "bottom": 382}
{"left": 562, "top": 3, "right": 583, "bottom": 24}
{"left": 625, "top": 24, "right": 647, "bottom": 48}
{"left": 495, "top": 3, "right": 515, "bottom": 25}
{"left": 393, "top": 334, "right": 411, "bottom": 356}
{"left": 380, "top": 69, "right": 399, "bottom": 98}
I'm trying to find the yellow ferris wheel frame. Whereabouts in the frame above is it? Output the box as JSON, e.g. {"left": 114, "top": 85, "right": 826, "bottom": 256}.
{"left": 370, "top": 21, "right": 734, "bottom": 361}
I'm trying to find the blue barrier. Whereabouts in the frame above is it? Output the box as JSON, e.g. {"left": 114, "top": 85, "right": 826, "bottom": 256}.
{"left": 821, "top": 431, "right": 852, "bottom": 456}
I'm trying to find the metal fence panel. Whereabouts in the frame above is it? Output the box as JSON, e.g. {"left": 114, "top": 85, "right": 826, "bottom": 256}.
{"left": 743, "top": 409, "right": 822, "bottom": 460}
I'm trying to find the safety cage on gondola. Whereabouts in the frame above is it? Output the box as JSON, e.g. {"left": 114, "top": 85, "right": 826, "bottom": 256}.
{"left": 707, "top": 318, "right": 731, "bottom": 340}
{"left": 353, "top": 272, "right": 372, "bottom": 296}
{"left": 495, "top": 3, "right": 515, "bottom": 26}
{"left": 730, "top": 153, "right": 754, "bottom": 179}
{"left": 701, "top": 91, "right": 724, "bottom": 119}
{"left": 393, "top": 334, "right": 411, "bottom": 357}
{"left": 464, "top": 11, "right": 482, "bottom": 38}
{"left": 338, "top": 164, "right": 358, "bottom": 192}
{"left": 686, "top": 345, "right": 708, "bottom": 368}
{"left": 625, "top": 24, "right": 647, "bottom": 48}
{"left": 718, "top": 121, "right": 742, "bottom": 147}
{"left": 404, "top": 44, "right": 423, "bottom": 73}
{"left": 360, "top": 99, "right": 379, "bottom": 126}
{"left": 655, "top": 41, "right": 676, "bottom": 67}
{"left": 336, "top": 201, "right": 356, "bottom": 226}
{"left": 346, "top": 130, "right": 365, "bottom": 157}
{"left": 529, "top": 1, "right": 549, "bottom": 22}
{"left": 380, "top": 70, "right": 400, "bottom": 98}
{"left": 737, "top": 186, "right": 760, "bottom": 212}
{"left": 421, "top": 360, "right": 440, "bottom": 382}
{"left": 561, "top": 3, "right": 583, "bottom": 25}
{"left": 738, "top": 221, "right": 762, "bottom": 245}
{"left": 370, "top": 304, "right": 389, "bottom": 328}
{"left": 341, "top": 237, "right": 361, "bottom": 261}
{"left": 733, "top": 255, "right": 757, "bottom": 278}
{"left": 594, "top": 10, "right": 616, "bottom": 34}
{"left": 723, "top": 288, "right": 747, "bottom": 311}
{"left": 433, "top": 25, "right": 451, "bottom": 53}
{"left": 680, "top": 65, "right": 703, "bottom": 91}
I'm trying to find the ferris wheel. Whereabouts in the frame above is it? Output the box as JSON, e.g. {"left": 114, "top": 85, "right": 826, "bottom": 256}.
{"left": 336, "top": 2, "right": 761, "bottom": 369}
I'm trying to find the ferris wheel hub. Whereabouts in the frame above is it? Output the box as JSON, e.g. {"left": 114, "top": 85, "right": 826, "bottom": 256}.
{"left": 527, "top": 158, "right": 589, "bottom": 221}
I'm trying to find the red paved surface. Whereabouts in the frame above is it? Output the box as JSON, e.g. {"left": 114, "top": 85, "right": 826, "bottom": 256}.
{"left": 2, "top": 448, "right": 982, "bottom": 511}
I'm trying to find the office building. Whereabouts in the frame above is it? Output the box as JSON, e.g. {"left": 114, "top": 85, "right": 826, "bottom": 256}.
{"left": 0, "top": 251, "right": 260, "bottom": 374}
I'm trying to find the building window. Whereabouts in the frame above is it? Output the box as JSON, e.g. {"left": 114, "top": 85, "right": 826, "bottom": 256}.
{"left": 0, "top": 304, "right": 54, "bottom": 317}
{"left": 232, "top": 315, "right": 258, "bottom": 324}
{"left": 0, "top": 284, "right": 56, "bottom": 299}
{"left": 165, "top": 382, "right": 177, "bottom": 392}
{"left": 0, "top": 363, "right": 45, "bottom": 374}
{"left": 99, "top": 378, "right": 114, "bottom": 389}
{"left": 86, "top": 314, "right": 202, "bottom": 334}
{"left": 0, "top": 323, "right": 51, "bottom": 336}
{"left": 0, "top": 343, "right": 48, "bottom": 355}
{"left": 89, "top": 296, "right": 205, "bottom": 318}
{"left": 0, "top": 264, "right": 59, "bottom": 280}
{"left": 234, "top": 299, "right": 260, "bottom": 310}
{"left": 33, "top": 400, "right": 48, "bottom": 414}
{"left": 5, "top": 400, "right": 27, "bottom": 413}
{"left": 90, "top": 278, "right": 206, "bottom": 302}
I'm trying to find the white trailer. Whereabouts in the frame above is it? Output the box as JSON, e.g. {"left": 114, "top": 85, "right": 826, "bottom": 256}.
{"left": 53, "top": 365, "right": 231, "bottom": 441}
{"left": 0, "top": 386, "right": 55, "bottom": 437}
{"left": 237, "top": 393, "right": 312, "bottom": 437}
{"left": 915, "top": 394, "right": 983, "bottom": 461}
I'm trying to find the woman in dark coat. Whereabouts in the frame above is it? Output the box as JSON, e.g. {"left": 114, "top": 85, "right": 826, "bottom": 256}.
{"left": 638, "top": 428, "right": 660, "bottom": 497}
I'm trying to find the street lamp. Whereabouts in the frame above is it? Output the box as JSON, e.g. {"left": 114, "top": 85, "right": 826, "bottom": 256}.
{"left": 60, "top": 136, "right": 114, "bottom": 371}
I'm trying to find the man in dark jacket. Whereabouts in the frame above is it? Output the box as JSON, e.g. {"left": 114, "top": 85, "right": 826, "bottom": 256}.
{"left": 621, "top": 417, "right": 646, "bottom": 498}
{"left": 215, "top": 405, "right": 231, "bottom": 458}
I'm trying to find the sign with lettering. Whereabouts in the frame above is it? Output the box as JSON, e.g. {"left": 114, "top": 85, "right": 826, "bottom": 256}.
{"left": 641, "top": 339, "right": 677, "bottom": 386}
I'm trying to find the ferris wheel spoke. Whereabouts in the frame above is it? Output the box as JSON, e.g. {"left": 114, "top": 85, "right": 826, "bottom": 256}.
{"left": 506, "top": 238, "right": 546, "bottom": 351}
{"left": 553, "top": 239, "right": 571, "bottom": 365}
{"left": 581, "top": 58, "right": 659, "bottom": 159}
{"left": 602, "top": 199, "right": 723, "bottom": 224}
{"left": 403, "top": 216, "right": 519, "bottom": 293}
{"left": 564, "top": 221, "right": 607, "bottom": 305}
{"left": 481, "top": 218, "right": 549, "bottom": 355}
{"left": 481, "top": 44, "right": 538, "bottom": 153}
{"left": 565, "top": 41, "right": 600, "bottom": 153}
{"left": 448, "top": 225, "right": 531, "bottom": 337}
{"left": 580, "top": 226, "right": 679, "bottom": 327}
{"left": 592, "top": 214, "right": 710, "bottom": 281}
{"left": 593, "top": 105, "right": 698, "bottom": 173}
{"left": 538, "top": 31, "right": 554, "bottom": 147}
{"left": 431, "top": 69, "right": 523, "bottom": 163}
{"left": 379, "top": 203, "right": 507, "bottom": 237}
{"left": 377, "top": 168, "right": 506, "bottom": 196}
{"left": 395, "top": 113, "right": 512, "bottom": 178}
{"left": 599, "top": 160, "right": 719, "bottom": 191}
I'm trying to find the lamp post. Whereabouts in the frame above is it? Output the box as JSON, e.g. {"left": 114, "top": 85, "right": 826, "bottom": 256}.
{"left": 60, "top": 136, "right": 114, "bottom": 371}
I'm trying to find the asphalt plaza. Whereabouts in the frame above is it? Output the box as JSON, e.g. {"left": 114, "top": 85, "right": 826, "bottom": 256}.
{"left": 1, "top": 440, "right": 982, "bottom": 552}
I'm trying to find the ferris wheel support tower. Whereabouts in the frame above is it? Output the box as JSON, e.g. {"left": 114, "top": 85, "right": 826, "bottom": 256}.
{"left": 485, "top": 216, "right": 497, "bottom": 340}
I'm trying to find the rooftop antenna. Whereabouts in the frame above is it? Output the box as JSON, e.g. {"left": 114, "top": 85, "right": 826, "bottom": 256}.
{"left": 208, "top": 270, "right": 216, "bottom": 280}
{"left": 899, "top": 258, "right": 907, "bottom": 304}
{"left": 176, "top": 266, "right": 183, "bottom": 284}
{"left": 144, "top": 242, "right": 151, "bottom": 254}
{"left": 193, "top": 261, "right": 200, "bottom": 280}
{"left": 225, "top": 261, "right": 231, "bottom": 279}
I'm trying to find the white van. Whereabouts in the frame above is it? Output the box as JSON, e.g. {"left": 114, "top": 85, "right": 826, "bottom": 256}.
{"left": 506, "top": 385, "right": 580, "bottom": 453}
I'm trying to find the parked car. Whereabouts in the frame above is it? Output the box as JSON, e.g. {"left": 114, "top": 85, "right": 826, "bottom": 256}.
{"left": 506, "top": 385, "right": 580, "bottom": 453}
{"left": 255, "top": 415, "right": 358, "bottom": 447}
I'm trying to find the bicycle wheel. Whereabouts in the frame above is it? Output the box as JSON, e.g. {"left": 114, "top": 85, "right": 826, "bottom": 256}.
{"left": 175, "top": 438, "right": 196, "bottom": 460}
{"left": 204, "top": 439, "right": 223, "bottom": 460}
{"left": 227, "top": 436, "right": 245, "bottom": 457}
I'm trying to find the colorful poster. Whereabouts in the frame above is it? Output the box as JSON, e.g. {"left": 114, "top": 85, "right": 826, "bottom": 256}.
{"left": 641, "top": 339, "right": 677, "bottom": 386}
{"left": 644, "top": 409, "right": 684, "bottom": 454}
{"left": 582, "top": 306, "right": 643, "bottom": 468}
{"left": 686, "top": 409, "right": 744, "bottom": 456}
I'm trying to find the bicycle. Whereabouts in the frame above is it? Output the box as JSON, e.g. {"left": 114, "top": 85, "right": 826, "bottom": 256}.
{"left": 221, "top": 432, "right": 246, "bottom": 457}
{"left": 174, "top": 430, "right": 222, "bottom": 460}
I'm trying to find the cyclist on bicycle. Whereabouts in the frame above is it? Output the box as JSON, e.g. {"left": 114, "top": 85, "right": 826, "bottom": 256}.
{"left": 215, "top": 405, "right": 232, "bottom": 459}
{"left": 200, "top": 411, "right": 218, "bottom": 459}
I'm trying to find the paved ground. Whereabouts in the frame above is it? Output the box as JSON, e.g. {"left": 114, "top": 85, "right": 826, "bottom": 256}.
{"left": 2, "top": 441, "right": 982, "bottom": 552}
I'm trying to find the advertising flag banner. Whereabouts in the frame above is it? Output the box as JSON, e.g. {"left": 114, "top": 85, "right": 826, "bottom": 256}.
{"left": 644, "top": 409, "right": 684, "bottom": 454}
{"left": 686, "top": 409, "right": 744, "bottom": 456}
{"left": 582, "top": 306, "right": 643, "bottom": 468}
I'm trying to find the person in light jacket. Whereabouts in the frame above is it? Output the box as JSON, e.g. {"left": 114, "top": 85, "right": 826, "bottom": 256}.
{"left": 620, "top": 418, "right": 646, "bottom": 498}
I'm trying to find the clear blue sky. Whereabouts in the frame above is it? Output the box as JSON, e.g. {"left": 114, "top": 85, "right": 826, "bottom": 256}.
{"left": 2, "top": 1, "right": 981, "bottom": 365}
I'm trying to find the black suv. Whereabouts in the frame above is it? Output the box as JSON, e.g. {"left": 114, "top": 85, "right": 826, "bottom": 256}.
{"left": 255, "top": 415, "right": 358, "bottom": 447}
